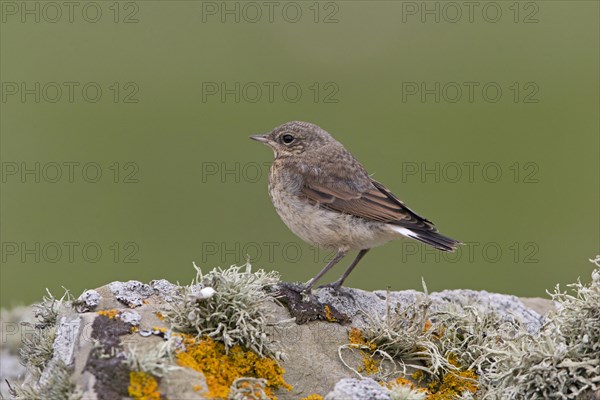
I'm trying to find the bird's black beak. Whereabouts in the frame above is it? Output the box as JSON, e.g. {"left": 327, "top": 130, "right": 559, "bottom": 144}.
{"left": 250, "top": 134, "right": 269, "bottom": 143}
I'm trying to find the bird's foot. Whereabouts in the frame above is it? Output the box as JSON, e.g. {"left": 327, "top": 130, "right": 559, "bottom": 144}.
{"left": 273, "top": 281, "right": 314, "bottom": 302}
{"left": 300, "top": 279, "right": 318, "bottom": 295}
{"left": 273, "top": 281, "right": 350, "bottom": 324}
{"left": 299, "top": 286, "right": 313, "bottom": 302}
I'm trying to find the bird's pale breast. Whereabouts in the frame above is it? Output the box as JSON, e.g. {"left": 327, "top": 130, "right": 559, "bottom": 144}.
{"left": 268, "top": 163, "right": 397, "bottom": 251}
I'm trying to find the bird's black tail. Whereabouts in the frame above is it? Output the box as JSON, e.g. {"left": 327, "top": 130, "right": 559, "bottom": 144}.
{"left": 393, "top": 225, "right": 461, "bottom": 252}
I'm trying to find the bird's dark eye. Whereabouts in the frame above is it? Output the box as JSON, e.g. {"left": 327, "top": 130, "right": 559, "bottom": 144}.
{"left": 281, "top": 134, "right": 295, "bottom": 144}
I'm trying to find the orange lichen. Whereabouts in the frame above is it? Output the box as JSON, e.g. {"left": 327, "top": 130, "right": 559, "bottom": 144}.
{"left": 395, "top": 377, "right": 418, "bottom": 387}
{"left": 130, "top": 326, "right": 139, "bottom": 333}
{"left": 348, "top": 327, "right": 379, "bottom": 374}
{"left": 412, "top": 370, "right": 426, "bottom": 383}
{"left": 426, "top": 369, "right": 478, "bottom": 399}
{"left": 348, "top": 327, "right": 363, "bottom": 345}
{"left": 152, "top": 326, "right": 168, "bottom": 334}
{"left": 383, "top": 377, "right": 417, "bottom": 388}
{"left": 128, "top": 371, "right": 160, "bottom": 400}
{"left": 324, "top": 305, "right": 336, "bottom": 322}
{"left": 405, "top": 355, "right": 477, "bottom": 399}
{"left": 97, "top": 309, "right": 120, "bottom": 319}
{"left": 348, "top": 328, "right": 376, "bottom": 351}
{"left": 300, "top": 395, "right": 324, "bottom": 400}
{"left": 426, "top": 355, "right": 477, "bottom": 398}
{"left": 424, "top": 319, "right": 432, "bottom": 332}
{"left": 155, "top": 311, "right": 165, "bottom": 321}
{"left": 175, "top": 335, "right": 291, "bottom": 399}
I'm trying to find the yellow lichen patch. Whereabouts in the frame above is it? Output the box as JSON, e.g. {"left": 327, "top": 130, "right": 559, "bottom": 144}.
{"left": 324, "top": 305, "right": 336, "bottom": 322}
{"left": 348, "top": 327, "right": 362, "bottom": 345}
{"left": 348, "top": 328, "right": 376, "bottom": 351}
{"left": 424, "top": 355, "right": 478, "bottom": 399}
{"left": 130, "top": 326, "right": 139, "bottom": 333}
{"left": 128, "top": 371, "right": 160, "bottom": 400}
{"left": 384, "top": 377, "right": 418, "bottom": 388}
{"left": 427, "top": 369, "right": 478, "bottom": 400}
{"left": 347, "top": 328, "right": 379, "bottom": 374}
{"left": 395, "top": 377, "right": 418, "bottom": 387}
{"left": 97, "top": 309, "right": 120, "bottom": 319}
{"left": 155, "top": 311, "right": 165, "bottom": 321}
{"left": 175, "top": 335, "right": 291, "bottom": 399}
{"left": 301, "top": 395, "right": 324, "bottom": 400}
{"left": 152, "top": 326, "right": 168, "bottom": 334}
{"left": 361, "top": 353, "right": 380, "bottom": 375}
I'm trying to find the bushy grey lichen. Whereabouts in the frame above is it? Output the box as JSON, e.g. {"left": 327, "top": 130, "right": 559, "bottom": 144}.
{"left": 479, "top": 256, "right": 600, "bottom": 399}
{"left": 8, "top": 289, "right": 82, "bottom": 400}
{"left": 9, "top": 360, "right": 81, "bottom": 400}
{"left": 33, "top": 288, "right": 71, "bottom": 329}
{"left": 123, "top": 338, "right": 177, "bottom": 378}
{"left": 353, "top": 281, "right": 460, "bottom": 379}
{"left": 161, "top": 262, "right": 280, "bottom": 357}
{"left": 339, "top": 257, "right": 600, "bottom": 400}
{"left": 18, "top": 325, "right": 56, "bottom": 376}
{"left": 388, "top": 381, "right": 427, "bottom": 400}
{"left": 18, "top": 289, "right": 72, "bottom": 378}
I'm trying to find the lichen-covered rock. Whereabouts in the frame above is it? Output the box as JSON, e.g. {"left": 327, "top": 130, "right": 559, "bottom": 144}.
{"left": 324, "top": 377, "right": 390, "bottom": 400}
{"left": 315, "top": 287, "right": 550, "bottom": 334}
{"left": 108, "top": 280, "right": 155, "bottom": 308}
{"left": 3, "top": 259, "right": 598, "bottom": 400}
{"left": 73, "top": 289, "right": 101, "bottom": 313}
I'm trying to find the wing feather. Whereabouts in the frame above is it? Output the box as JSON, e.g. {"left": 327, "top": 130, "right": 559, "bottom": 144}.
{"left": 298, "top": 173, "right": 460, "bottom": 251}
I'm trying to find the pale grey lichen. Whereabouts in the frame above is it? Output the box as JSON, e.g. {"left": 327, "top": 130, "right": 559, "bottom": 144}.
{"left": 123, "top": 338, "right": 177, "bottom": 378}
{"left": 479, "top": 256, "right": 600, "bottom": 399}
{"left": 9, "top": 289, "right": 82, "bottom": 400}
{"left": 18, "top": 289, "right": 72, "bottom": 378}
{"left": 33, "top": 288, "right": 72, "bottom": 329}
{"left": 388, "top": 381, "right": 427, "bottom": 400}
{"left": 338, "top": 258, "right": 600, "bottom": 400}
{"left": 325, "top": 377, "right": 391, "bottom": 400}
{"left": 353, "top": 281, "right": 459, "bottom": 380}
{"left": 161, "top": 262, "right": 280, "bottom": 357}
{"left": 9, "top": 360, "right": 81, "bottom": 400}
{"left": 108, "top": 280, "right": 155, "bottom": 307}
{"left": 119, "top": 309, "right": 141, "bottom": 326}
{"left": 72, "top": 289, "right": 100, "bottom": 313}
{"left": 18, "top": 325, "right": 56, "bottom": 377}
{"left": 228, "top": 377, "right": 270, "bottom": 400}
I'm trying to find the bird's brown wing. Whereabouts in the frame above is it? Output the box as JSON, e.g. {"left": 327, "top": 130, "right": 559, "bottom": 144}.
{"left": 301, "top": 177, "right": 461, "bottom": 251}
{"left": 301, "top": 176, "right": 431, "bottom": 227}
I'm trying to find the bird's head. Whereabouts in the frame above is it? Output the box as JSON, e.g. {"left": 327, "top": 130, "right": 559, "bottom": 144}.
{"left": 250, "top": 121, "right": 334, "bottom": 158}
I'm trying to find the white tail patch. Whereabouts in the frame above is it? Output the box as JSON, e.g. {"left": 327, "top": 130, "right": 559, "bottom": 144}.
{"left": 392, "top": 226, "right": 419, "bottom": 239}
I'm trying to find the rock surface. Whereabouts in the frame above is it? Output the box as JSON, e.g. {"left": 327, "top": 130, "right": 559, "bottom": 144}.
{"left": 0, "top": 278, "right": 557, "bottom": 400}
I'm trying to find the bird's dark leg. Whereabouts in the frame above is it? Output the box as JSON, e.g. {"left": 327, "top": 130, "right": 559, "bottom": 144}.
{"left": 304, "top": 249, "right": 347, "bottom": 292}
{"left": 319, "top": 249, "right": 371, "bottom": 290}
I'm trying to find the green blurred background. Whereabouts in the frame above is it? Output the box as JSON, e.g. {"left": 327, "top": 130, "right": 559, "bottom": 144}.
{"left": 1, "top": 1, "right": 598, "bottom": 308}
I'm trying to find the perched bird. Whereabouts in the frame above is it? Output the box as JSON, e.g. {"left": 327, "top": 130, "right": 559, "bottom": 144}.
{"left": 250, "top": 121, "right": 460, "bottom": 291}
